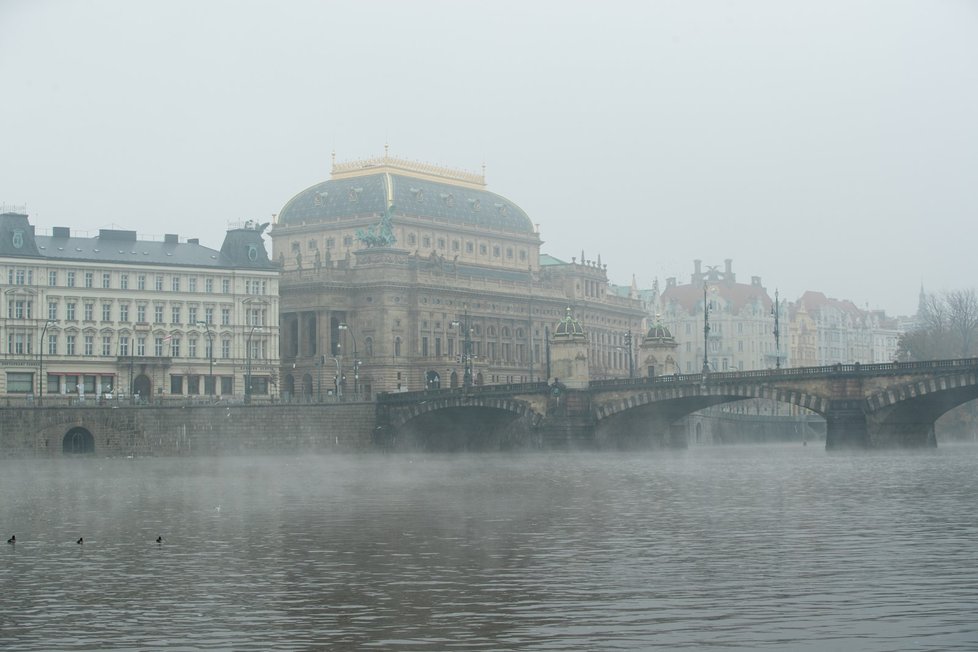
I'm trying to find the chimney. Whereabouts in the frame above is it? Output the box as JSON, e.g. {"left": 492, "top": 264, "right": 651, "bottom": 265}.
{"left": 724, "top": 259, "right": 735, "bottom": 284}
{"left": 694, "top": 259, "right": 702, "bottom": 275}
{"left": 53, "top": 226, "right": 70, "bottom": 238}
{"left": 187, "top": 238, "right": 200, "bottom": 245}
{"left": 164, "top": 234, "right": 178, "bottom": 245}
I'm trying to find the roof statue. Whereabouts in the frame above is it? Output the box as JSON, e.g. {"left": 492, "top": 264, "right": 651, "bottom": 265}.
{"left": 355, "top": 204, "right": 398, "bottom": 248}
{"left": 243, "top": 219, "right": 270, "bottom": 235}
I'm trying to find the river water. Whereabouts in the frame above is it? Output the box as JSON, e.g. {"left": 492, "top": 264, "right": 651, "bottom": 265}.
{"left": 2, "top": 443, "right": 977, "bottom": 651}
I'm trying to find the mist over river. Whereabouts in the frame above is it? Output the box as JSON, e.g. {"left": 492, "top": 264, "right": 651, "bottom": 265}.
{"left": 2, "top": 443, "right": 977, "bottom": 650}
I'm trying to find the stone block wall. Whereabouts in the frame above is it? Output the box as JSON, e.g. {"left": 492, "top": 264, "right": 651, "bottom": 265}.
{"left": 0, "top": 403, "right": 376, "bottom": 457}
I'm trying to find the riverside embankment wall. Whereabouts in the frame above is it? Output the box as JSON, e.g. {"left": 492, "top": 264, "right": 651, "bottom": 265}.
{"left": 0, "top": 403, "right": 376, "bottom": 457}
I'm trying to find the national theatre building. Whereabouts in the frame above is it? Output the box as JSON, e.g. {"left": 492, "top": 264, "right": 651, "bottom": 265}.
{"left": 272, "top": 153, "right": 646, "bottom": 399}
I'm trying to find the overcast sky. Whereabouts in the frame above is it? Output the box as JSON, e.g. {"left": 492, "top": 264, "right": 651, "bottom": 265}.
{"left": 2, "top": 0, "right": 976, "bottom": 316}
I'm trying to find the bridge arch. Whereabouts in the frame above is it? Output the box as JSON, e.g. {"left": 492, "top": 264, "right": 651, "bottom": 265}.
{"left": 865, "top": 371, "right": 978, "bottom": 414}
{"left": 389, "top": 395, "right": 542, "bottom": 429}
{"left": 593, "top": 382, "right": 829, "bottom": 423}
{"left": 863, "top": 372, "right": 978, "bottom": 446}
{"left": 384, "top": 395, "right": 544, "bottom": 451}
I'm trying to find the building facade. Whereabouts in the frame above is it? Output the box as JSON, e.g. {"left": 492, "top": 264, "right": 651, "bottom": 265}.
{"left": 271, "top": 153, "right": 646, "bottom": 398}
{"left": 655, "top": 260, "right": 784, "bottom": 374}
{"left": 0, "top": 211, "right": 279, "bottom": 402}
{"left": 790, "top": 291, "right": 901, "bottom": 365}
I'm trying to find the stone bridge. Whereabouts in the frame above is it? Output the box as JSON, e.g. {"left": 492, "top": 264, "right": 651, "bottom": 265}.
{"left": 377, "top": 358, "right": 978, "bottom": 449}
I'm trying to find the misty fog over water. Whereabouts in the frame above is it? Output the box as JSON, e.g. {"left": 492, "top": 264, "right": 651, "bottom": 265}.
{"left": 2, "top": 444, "right": 977, "bottom": 650}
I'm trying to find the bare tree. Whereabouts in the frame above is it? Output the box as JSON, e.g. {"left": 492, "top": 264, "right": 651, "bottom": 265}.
{"left": 946, "top": 289, "right": 978, "bottom": 357}
{"left": 919, "top": 292, "right": 949, "bottom": 336}
{"left": 898, "top": 288, "right": 978, "bottom": 361}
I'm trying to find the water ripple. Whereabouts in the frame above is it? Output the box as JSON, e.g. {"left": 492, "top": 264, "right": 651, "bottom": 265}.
{"left": 2, "top": 445, "right": 978, "bottom": 650}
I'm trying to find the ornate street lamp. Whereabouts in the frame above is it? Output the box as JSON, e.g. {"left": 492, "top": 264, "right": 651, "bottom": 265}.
{"left": 772, "top": 289, "right": 782, "bottom": 369}
{"left": 702, "top": 283, "right": 711, "bottom": 375}
{"left": 245, "top": 325, "right": 262, "bottom": 402}
{"left": 196, "top": 320, "right": 214, "bottom": 396}
{"left": 451, "top": 305, "right": 473, "bottom": 390}
{"left": 37, "top": 319, "right": 57, "bottom": 406}
{"left": 330, "top": 355, "right": 341, "bottom": 398}
{"left": 338, "top": 322, "right": 359, "bottom": 397}
{"left": 624, "top": 329, "right": 634, "bottom": 378}
{"left": 315, "top": 354, "right": 324, "bottom": 402}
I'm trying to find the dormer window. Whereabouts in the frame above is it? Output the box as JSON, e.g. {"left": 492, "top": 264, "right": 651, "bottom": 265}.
{"left": 347, "top": 187, "right": 363, "bottom": 202}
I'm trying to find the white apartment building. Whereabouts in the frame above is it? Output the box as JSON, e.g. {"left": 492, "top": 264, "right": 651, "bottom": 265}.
{"left": 655, "top": 260, "right": 785, "bottom": 374}
{"left": 0, "top": 211, "right": 279, "bottom": 402}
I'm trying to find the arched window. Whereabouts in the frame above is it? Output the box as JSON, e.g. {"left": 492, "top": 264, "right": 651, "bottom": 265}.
{"left": 364, "top": 336, "right": 374, "bottom": 357}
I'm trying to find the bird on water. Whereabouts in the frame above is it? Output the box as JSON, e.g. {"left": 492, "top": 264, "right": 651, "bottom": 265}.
{"left": 76, "top": 537, "right": 84, "bottom": 545}
{"left": 6, "top": 535, "right": 14, "bottom": 544}
{"left": 156, "top": 535, "right": 164, "bottom": 544}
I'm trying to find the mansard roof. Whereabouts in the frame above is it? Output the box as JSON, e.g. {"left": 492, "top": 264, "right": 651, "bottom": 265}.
{"left": 662, "top": 281, "right": 773, "bottom": 314}
{"left": 0, "top": 213, "right": 275, "bottom": 271}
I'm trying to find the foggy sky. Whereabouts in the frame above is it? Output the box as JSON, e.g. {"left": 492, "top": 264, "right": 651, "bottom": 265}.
{"left": 2, "top": 0, "right": 976, "bottom": 316}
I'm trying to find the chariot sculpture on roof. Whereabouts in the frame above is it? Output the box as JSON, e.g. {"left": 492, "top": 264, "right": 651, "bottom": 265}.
{"left": 355, "top": 204, "right": 397, "bottom": 248}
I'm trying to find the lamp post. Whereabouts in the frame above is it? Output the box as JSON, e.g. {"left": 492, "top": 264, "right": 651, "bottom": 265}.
{"left": 37, "top": 319, "right": 57, "bottom": 405}
{"left": 315, "top": 355, "right": 323, "bottom": 402}
{"left": 128, "top": 337, "right": 135, "bottom": 405}
{"left": 245, "top": 325, "right": 262, "bottom": 403}
{"left": 196, "top": 320, "right": 214, "bottom": 396}
{"left": 528, "top": 269, "right": 534, "bottom": 383}
{"left": 772, "top": 288, "right": 781, "bottom": 369}
{"left": 545, "top": 325, "right": 551, "bottom": 382}
{"left": 338, "top": 322, "right": 359, "bottom": 397}
{"left": 702, "top": 283, "right": 711, "bottom": 375}
{"left": 451, "top": 306, "right": 473, "bottom": 390}
{"left": 624, "top": 329, "right": 634, "bottom": 378}
{"left": 330, "top": 356, "right": 341, "bottom": 398}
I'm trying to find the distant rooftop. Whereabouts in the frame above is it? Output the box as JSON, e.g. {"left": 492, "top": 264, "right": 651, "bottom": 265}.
{"left": 540, "top": 254, "right": 567, "bottom": 266}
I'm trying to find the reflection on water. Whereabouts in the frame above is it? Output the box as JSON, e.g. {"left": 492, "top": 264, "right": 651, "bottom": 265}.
{"left": 2, "top": 444, "right": 978, "bottom": 650}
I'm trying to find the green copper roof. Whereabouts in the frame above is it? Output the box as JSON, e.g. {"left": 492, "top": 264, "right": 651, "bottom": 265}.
{"left": 277, "top": 173, "right": 535, "bottom": 234}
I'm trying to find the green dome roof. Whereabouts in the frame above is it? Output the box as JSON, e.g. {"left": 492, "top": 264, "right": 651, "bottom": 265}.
{"left": 643, "top": 321, "right": 676, "bottom": 346}
{"left": 553, "top": 307, "right": 586, "bottom": 340}
{"left": 277, "top": 172, "right": 534, "bottom": 234}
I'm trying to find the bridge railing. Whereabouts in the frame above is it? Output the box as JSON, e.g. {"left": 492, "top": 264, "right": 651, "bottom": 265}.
{"left": 589, "top": 356, "right": 978, "bottom": 390}
{"left": 376, "top": 357, "right": 978, "bottom": 403}
{"left": 377, "top": 381, "right": 549, "bottom": 405}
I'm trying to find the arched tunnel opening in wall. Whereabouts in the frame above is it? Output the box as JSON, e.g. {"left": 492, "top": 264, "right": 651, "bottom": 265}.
{"left": 63, "top": 427, "right": 96, "bottom": 455}
{"left": 394, "top": 406, "right": 534, "bottom": 452}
